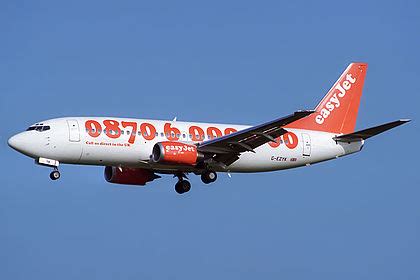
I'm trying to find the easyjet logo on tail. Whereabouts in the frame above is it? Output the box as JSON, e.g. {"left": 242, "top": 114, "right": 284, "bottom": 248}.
{"left": 315, "top": 73, "right": 357, "bottom": 125}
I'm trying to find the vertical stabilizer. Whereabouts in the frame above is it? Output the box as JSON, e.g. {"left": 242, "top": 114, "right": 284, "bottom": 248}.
{"left": 286, "top": 63, "right": 368, "bottom": 134}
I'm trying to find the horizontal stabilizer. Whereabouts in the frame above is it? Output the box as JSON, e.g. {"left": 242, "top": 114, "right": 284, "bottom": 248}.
{"left": 333, "top": 119, "right": 411, "bottom": 142}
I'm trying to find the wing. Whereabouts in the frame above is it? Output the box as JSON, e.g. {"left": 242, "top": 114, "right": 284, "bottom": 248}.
{"left": 197, "top": 110, "right": 314, "bottom": 167}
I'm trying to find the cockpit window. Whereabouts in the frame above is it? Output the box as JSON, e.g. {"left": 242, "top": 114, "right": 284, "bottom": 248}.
{"left": 26, "top": 125, "right": 50, "bottom": 132}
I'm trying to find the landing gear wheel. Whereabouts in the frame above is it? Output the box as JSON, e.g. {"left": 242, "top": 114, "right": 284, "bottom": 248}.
{"left": 201, "top": 171, "right": 217, "bottom": 184}
{"left": 175, "top": 180, "right": 191, "bottom": 194}
{"left": 50, "top": 170, "right": 60, "bottom": 180}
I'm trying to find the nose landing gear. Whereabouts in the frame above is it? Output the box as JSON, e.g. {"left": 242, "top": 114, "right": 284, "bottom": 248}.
{"left": 36, "top": 157, "right": 61, "bottom": 181}
{"left": 50, "top": 169, "right": 61, "bottom": 180}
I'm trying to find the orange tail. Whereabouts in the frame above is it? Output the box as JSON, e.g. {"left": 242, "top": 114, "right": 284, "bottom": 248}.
{"left": 286, "top": 63, "right": 368, "bottom": 134}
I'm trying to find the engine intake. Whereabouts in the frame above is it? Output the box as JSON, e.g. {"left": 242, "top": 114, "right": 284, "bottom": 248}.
{"left": 152, "top": 141, "right": 203, "bottom": 165}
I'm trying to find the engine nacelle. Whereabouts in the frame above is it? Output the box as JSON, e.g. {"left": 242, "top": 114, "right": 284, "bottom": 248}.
{"left": 152, "top": 141, "right": 203, "bottom": 165}
{"left": 104, "top": 166, "right": 160, "bottom": 186}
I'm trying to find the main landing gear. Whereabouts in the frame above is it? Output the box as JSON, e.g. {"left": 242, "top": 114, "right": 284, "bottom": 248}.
{"left": 174, "top": 170, "right": 218, "bottom": 194}
{"left": 201, "top": 170, "right": 217, "bottom": 184}
{"left": 174, "top": 174, "right": 191, "bottom": 194}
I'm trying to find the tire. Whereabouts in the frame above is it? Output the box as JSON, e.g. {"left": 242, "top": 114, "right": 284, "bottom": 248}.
{"left": 175, "top": 180, "right": 191, "bottom": 194}
{"left": 201, "top": 171, "right": 217, "bottom": 184}
{"left": 181, "top": 180, "right": 191, "bottom": 193}
{"left": 50, "top": 170, "right": 60, "bottom": 180}
{"left": 175, "top": 182, "right": 183, "bottom": 194}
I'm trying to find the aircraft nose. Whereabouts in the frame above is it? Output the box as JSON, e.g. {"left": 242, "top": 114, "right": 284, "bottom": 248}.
{"left": 8, "top": 133, "right": 27, "bottom": 153}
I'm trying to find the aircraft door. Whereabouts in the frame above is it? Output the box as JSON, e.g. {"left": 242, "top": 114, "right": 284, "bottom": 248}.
{"left": 302, "top": 133, "right": 311, "bottom": 157}
{"left": 67, "top": 119, "right": 80, "bottom": 142}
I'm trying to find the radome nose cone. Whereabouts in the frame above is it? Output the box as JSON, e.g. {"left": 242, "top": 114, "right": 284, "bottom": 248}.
{"left": 8, "top": 134, "right": 24, "bottom": 152}
{"left": 8, "top": 135, "right": 17, "bottom": 149}
{"left": 8, "top": 132, "right": 39, "bottom": 157}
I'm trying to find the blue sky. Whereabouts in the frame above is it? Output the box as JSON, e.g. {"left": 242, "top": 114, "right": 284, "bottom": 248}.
{"left": 1, "top": 0, "right": 419, "bottom": 279}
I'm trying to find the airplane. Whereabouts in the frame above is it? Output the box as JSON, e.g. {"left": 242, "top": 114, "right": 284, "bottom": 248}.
{"left": 8, "top": 62, "right": 410, "bottom": 194}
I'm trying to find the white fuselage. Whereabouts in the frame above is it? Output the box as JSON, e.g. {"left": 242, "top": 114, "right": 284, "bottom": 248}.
{"left": 8, "top": 117, "right": 363, "bottom": 173}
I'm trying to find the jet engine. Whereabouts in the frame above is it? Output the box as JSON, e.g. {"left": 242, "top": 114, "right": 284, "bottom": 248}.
{"left": 104, "top": 166, "right": 160, "bottom": 186}
{"left": 152, "top": 141, "right": 203, "bottom": 165}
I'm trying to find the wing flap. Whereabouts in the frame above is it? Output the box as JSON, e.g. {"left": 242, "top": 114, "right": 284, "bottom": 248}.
{"left": 198, "top": 110, "right": 313, "bottom": 153}
{"left": 197, "top": 110, "right": 314, "bottom": 166}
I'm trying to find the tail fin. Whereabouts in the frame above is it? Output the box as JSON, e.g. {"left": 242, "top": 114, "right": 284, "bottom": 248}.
{"left": 287, "top": 63, "right": 368, "bottom": 134}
